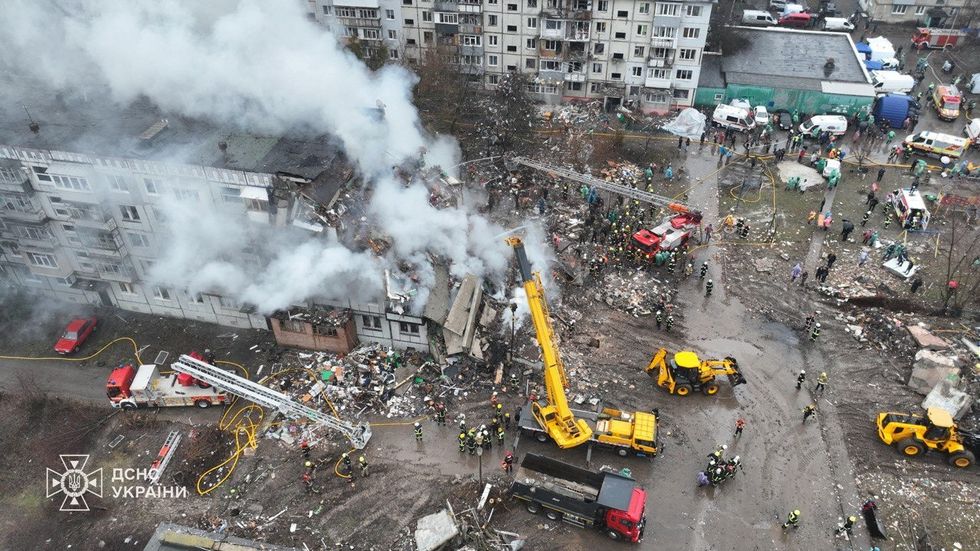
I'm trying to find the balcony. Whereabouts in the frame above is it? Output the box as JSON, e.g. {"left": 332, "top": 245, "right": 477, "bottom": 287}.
{"left": 650, "top": 36, "right": 676, "bottom": 49}
{"left": 541, "top": 26, "right": 564, "bottom": 39}
{"left": 564, "top": 72, "right": 586, "bottom": 82}
{"left": 435, "top": 23, "right": 459, "bottom": 34}
{"left": 460, "top": 44, "right": 483, "bottom": 56}
{"left": 98, "top": 265, "right": 135, "bottom": 283}
{"left": 458, "top": 64, "right": 486, "bottom": 75}
{"left": 459, "top": 23, "right": 482, "bottom": 33}
{"left": 339, "top": 16, "right": 381, "bottom": 27}
{"left": 0, "top": 177, "right": 31, "bottom": 193}
{"left": 653, "top": 13, "right": 682, "bottom": 26}
{"left": 647, "top": 52, "right": 675, "bottom": 67}
{"left": 1, "top": 206, "right": 48, "bottom": 224}
{"left": 458, "top": 1, "right": 482, "bottom": 13}
{"left": 538, "top": 68, "right": 565, "bottom": 81}
{"left": 565, "top": 29, "right": 590, "bottom": 41}
{"left": 434, "top": 0, "right": 458, "bottom": 10}
{"left": 644, "top": 74, "right": 672, "bottom": 88}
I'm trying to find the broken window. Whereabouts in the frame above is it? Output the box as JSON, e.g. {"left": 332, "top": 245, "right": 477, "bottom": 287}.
{"left": 362, "top": 315, "right": 383, "bottom": 330}
{"left": 399, "top": 322, "right": 421, "bottom": 335}
{"left": 153, "top": 286, "right": 172, "bottom": 301}
{"left": 313, "top": 324, "right": 339, "bottom": 337}
{"left": 281, "top": 319, "right": 306, "bottom": 333}
{"left": 119, "top": 205, "right": 140, "bottom": 222}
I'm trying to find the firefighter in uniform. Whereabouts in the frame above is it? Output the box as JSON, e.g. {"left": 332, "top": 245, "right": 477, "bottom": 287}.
{"left": 796, "top": 370, "right": 806, "bottom": 390}
{"left": 810, "top": 322, "right": 821, "bottom": 342}
{"left": 699, "top": 261, "right": 708, "bottom": 279}
{"left": 705, "top": 279, "right": 714, "bottom": 296}
{"left": 358, "top": 455, "right": 369, "bottom": 478}
{"left": 782, "top": 510, "right": 801, "bottom": 529}
{"left": 503, "top": 451, "right": 514, "bottom": 474}
{"left": 414, "top": 422, "right": 423, "bottom": 442}
{"left": 665, "top": 314, "right": 674, "bottom": 331}
{"left": 861, "top": 210, "right": 871, "bottom": 227}
{"left": 458, "top": 431, "right": 467, "bottom": 452}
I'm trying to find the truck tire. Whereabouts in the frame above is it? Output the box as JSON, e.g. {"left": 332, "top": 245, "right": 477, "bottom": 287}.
{"left": 674, "top": 384, "right": 692, "bottom": 396}
{"left": 606, "top": 529, "right": 621, "bottom": 541}
{"left": 194, "top": 399, "right": 212, "bottom": 409}
{"left": 617, "top": 448, "right": 628, "bottom": 457}
{"left": 121, "top": 402, "right": 138, "bottom": 410}
{"left": 526, "top": 502, "right": 541, "bottom": 514}
{"left": 948, "top": 450, "right": 974, "bottom": 468}
{"left": 545, "top": 510, "right": 562, "bottom": 522}
{"left": 896, "top": 438, "right": 925, "bottom": 457}
{"left": 702, "top": 382, "right": 720, "bottom": 396}
{"left": 535, "top": 432, "right": 549, "bottom": 443}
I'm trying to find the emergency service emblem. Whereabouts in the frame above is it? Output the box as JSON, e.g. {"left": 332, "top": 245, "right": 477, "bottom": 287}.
{"left": 46, "top": 454, "right": 103, "bottom": 511}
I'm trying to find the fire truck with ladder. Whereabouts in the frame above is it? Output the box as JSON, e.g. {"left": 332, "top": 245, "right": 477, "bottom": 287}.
{"left": 508, "top": 156, "right": 702, "bottom": 259}
{"left": 106, "top": 352, "right": 372, "bottom": 449}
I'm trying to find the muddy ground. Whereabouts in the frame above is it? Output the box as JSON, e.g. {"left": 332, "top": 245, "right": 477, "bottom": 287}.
{"left": 1, "top": 87, "right": 979, "bottom": 549}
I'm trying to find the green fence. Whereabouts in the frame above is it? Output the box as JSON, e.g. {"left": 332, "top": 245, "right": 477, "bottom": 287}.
{"left": 695, "top": 84, "right": 874, "bottom": 117}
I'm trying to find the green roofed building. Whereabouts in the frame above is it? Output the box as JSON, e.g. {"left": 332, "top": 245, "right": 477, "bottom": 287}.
{"left": 695, "top": 27, "right": 876, "bottom": 117}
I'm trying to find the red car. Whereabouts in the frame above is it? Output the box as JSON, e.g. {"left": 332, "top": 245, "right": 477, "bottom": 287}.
{"left": 54, "top": 317, "right": 98, "bottom": 354}
{"left": 778, "top": 12, "right": 812, "bottom": 27}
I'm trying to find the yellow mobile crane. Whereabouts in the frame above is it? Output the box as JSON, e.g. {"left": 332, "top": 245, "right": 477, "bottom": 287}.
{"left": 508, "top": 237, "right": 659, "bottom": 457}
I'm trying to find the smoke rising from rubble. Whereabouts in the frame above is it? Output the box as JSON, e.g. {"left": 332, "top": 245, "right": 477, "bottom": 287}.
{"left": 0, "top": 0, "right": 543, "bottom": 314}
{"left": 0, "top": 0, "right": 454, "bottom": 178}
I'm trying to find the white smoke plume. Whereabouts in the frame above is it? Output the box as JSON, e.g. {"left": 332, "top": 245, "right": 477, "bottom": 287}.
{"left": 0, "top": 0, "right": 452, "bottom": 178}
{"left": 0, "top": 0, "right": 532, "bottom": 313}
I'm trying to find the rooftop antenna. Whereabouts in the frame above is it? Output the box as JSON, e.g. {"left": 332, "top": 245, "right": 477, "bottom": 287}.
{"left": 24, "top": 105, "right": 39, "bottom": 134}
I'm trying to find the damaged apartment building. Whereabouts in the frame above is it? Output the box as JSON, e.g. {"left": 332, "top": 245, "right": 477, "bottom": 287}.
{"left": 0, "top": 98, "right": 491, "bottom": 357}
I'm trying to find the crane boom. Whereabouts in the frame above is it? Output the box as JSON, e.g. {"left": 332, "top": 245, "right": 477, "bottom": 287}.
{"left": 171, "top": 354, "right": 372, "bottom": 449}
{"left": 506, "top": 237, "right": 592, "bottom": 448}
{"left": 511, "top": 156, "right": 698, "bottom": 215}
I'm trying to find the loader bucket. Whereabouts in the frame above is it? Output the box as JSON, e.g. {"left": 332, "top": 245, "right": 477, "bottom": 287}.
{"left": 725, "top": 357, "right": 746, "bottom": 387}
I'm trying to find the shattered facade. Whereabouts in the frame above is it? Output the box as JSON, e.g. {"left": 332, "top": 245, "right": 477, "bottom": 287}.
{"left": 269, "top": 305, "right": 359, "bottom": 353}
{"left": 0, "top": 144, "right": 322, "bottom": 330}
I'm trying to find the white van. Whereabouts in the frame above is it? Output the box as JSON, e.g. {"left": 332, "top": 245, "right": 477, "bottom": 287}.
{"left": 904, "top": 131, "right": 971, "bottom": 158}
{"left": 781, "top": 3, "right": 805, "bottom": 16}
{"left": 822, "top": 17, "right": 855, "bottom": 31}
{"left": 871, "top": 71, "right": 915, "bottom": 95}
{"left": 742, "top": 10, "right": 777, "bottom": 26}
{"left": 713, "top": 104, "right": 756, "bottom": 132}
{"left": 799, "top": 115, "right": 848, "bottom": 136}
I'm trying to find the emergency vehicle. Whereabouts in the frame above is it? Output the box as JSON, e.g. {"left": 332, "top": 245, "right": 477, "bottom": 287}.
{"left": 932, "top": 85, "right": 962, "bottom": 121}
{"left": 890, "top": 189, "right": 930, "bottom": 231}
{"left": 903, "top": 131, "right": 971, "bottom": 159}
{"left": 630, "top": 213, "right": 701, "bottom": 259}
{"left": 107, "top": 355, "right": 228, "bottom": 409}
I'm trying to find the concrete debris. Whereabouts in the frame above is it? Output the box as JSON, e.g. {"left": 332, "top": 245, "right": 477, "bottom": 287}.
{"left": 921, "top": 376, "right": 973, "bottom": 419}
{"left": 414, "top": 509, "right": 459, "bottom": 551}
{"left": 907, "top": 350, "right": 960, "bottom": 395}
{"left": 906, "top": 325, "right": 952, "bottom": 350}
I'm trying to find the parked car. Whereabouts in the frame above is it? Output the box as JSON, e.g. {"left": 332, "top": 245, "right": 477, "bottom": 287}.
{"left": 768, "top": 0, "right": 788, "bottom": 10}
{"left": 771, "top": 109, "right": 794, "bottom": 131}
{"left": 753, "top": 106, "right": 771, "bottom": 126}
{"left": 54, "top": 317, "right": 98, "bottom": 354}
{"left": 778, "top": 12, "right": 812, "bottom": 27}
{"left": 822, "top": 17, "right": 854, "bottom": 31}
{"left": 741, "top": 9, "right": 777, "bottom": 26}
{"left": 818, "top": 2, "right": 841, "bottom": 17}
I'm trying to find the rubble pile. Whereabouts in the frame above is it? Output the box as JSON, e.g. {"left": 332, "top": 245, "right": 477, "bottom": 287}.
{"left": 594, "top": 270, "right": 671, "bottom": 317}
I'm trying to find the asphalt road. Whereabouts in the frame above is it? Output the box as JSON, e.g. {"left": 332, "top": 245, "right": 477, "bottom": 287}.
{"left": 0, "top": 358, "right": 110, "bottom": 403}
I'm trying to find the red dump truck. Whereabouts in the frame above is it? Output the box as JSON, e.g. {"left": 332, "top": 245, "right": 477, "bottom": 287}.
{"left": 510, "top": 453, "right": 647, "bottom": 542}
{"left": 912, "top": 28, "right": 965, "bottom": 49}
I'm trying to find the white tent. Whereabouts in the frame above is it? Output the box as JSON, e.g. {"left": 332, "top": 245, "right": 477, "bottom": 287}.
{"left": 662, "top": 107, "right": 707, "bottom": 140}
{"left": 867, "top": 36, "right": 896, "bottom": 62}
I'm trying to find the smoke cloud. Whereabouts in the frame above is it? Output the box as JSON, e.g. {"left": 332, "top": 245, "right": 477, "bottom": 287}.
{"left": 0, "top": 0, "right": 537, "bottom": 314}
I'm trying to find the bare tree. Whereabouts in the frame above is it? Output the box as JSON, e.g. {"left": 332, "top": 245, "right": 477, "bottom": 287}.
{"left": 476, "top": 71, "right": 536, "bottom": 153}
{"left": 939, "top": 213, "right": 980, "bottom": 315}
{"left": 412, "top": 45, "right": 473, "bottom": 135}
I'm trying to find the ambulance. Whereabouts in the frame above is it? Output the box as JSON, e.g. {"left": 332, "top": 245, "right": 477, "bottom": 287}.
{"left": 889, "top": 189, "right": 930, "bottom": 231}
{"left": 931, "top": 85, "right": 962, "bottom": 121}
{"left": 903, "top": 131, "right": 971, "bottom": 158}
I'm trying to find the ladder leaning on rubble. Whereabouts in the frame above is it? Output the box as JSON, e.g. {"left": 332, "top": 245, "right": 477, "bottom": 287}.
{"left": 148, "top": 430, "right": 181, "bottom": 484}
{"left": 171, "top": 354, "right": 372, "bottom": 449}
{"left": 510, "top": 156, "right": 699, "bottom": 215}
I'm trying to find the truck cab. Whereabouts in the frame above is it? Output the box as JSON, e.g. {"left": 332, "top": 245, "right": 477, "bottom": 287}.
{"left": 932, "top": 85, "right": 961, "bottom": 121}
{"left": 594, "top": 407, "right": 659, "bottom": 456}
{"left": 106, "top": 364, "right": 137, "bottom": 404}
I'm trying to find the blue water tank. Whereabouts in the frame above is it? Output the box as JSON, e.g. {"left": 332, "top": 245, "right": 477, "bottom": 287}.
{"left": 873, "top": 94, "right": 911, "bottom": 129}
{"left": 864, "top": 59, "right": 884, "bottom": 71}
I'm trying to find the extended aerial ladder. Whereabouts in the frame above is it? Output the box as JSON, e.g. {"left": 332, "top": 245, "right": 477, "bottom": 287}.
{"left": 506, "top": 237, "right": 593, "bottom": 448}
{"left": 510, "top": 156, "right": 699, "bottom": 216}
{"left": 172, "top": 354, "right": 372, "bottom": 449}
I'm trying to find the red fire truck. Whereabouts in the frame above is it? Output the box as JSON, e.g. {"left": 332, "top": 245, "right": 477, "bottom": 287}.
{"left": 106, "top": 353, "right": 228, "bottom": 409}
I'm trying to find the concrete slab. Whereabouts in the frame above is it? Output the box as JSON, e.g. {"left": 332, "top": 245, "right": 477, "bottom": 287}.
{"left": 921, "top": 378, "right": 973, "bottom": 419}
{"left": 906, "top": 325, "right": 952, "bottom": 350}
{"left": 414, "top": 509, "right": 458, "bottom": 551}
{"left": 883, "top": 257, "right": 918, "bottom": 280}
{"left": 908, "top": 349, "right": 960, "bottom": 395}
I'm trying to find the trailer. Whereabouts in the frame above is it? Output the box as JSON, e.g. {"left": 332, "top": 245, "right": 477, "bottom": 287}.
{"left": 518, "top": 402, "right": 659, "bottom": 457}
{"left": 510, "top": 453, "right": 647, "bottom": 542}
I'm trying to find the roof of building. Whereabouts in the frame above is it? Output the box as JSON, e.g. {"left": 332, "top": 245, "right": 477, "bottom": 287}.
{"left": 698, "top": 54, "right": 726, "bottom": 89}
{"left": 717, "top": 28, "right": 869, "bottom": 91}
{"left": 0, "top": 77, "right": 351, "bottom": 182}
{"left": 142, "top": 523, "right": 299, "bottom": 551}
